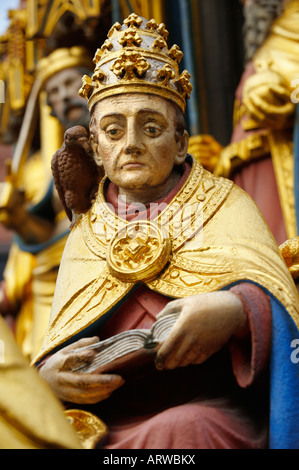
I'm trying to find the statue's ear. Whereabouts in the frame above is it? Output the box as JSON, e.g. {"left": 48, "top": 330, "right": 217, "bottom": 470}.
{"left": 175, "top": 129, "right": 189, "bottom": 165}
{"left": 90, "top": 132, "right": 103, "bottom": 166}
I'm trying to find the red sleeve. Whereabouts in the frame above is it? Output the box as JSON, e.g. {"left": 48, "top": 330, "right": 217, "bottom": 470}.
{"left": 229, "top": 282, "right": 272, "bottom": 388}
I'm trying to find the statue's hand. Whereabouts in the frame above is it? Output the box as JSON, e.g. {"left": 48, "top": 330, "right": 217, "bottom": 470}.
{"left": 213, "top": 145, "right": 237, "bottom": 178}
{"left": 155, "top": 291, "right": 247, "bottom": 370}
{"left": 188, "top": 134, "right": 223, "bottom": 172}
{"left": 242, "top": 69, "right": 295, "bottom": 129}
{"left": 39, "top": 337, "right": 125, "bottom": 404}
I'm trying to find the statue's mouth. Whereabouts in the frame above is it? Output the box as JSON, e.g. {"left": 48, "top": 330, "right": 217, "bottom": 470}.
{"left": 122, "top": 162, "right": 145, "bottom": 170}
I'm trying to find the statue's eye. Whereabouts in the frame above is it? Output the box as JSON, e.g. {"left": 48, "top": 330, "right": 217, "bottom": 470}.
{"left": 144, "top": 123, "right": 161, "bottom": 137}
{"left": 105, "top": 125, "right": 124, "bottom": 139}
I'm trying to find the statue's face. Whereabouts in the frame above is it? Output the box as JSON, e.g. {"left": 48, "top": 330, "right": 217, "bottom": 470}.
{"left": 91, "top": 93, "right": 188, "bottom": 200}
{"left": 45, "top": 67, "right": 89, "bottom": 128}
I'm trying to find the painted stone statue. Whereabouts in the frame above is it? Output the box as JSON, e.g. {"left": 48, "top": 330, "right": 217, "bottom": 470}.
{"left": 34, "top": 14, "right": 299, "bottom": 449}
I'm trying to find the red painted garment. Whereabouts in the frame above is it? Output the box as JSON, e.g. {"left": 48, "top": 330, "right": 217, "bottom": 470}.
{"left": 106, "top": 161, "right": 192, "bottom": 222}
{"left": 78, "top": 168, "right": 272, "bottom": 449}
{"left": 90, "top": 282, "right": 271, "bottom": 449}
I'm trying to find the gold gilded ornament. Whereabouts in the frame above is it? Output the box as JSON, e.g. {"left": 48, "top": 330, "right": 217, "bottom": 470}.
{"left": 64, "top": 409, "right": 108, "bottom": 449}
{"left": 123, "top": 13, "right": 144, "bottom": 28}
{"left": 118, "top": 30, "right": 143, "bottom": 47}
{"left": 279, "top": 236, "right": 299, "bottom": 279}
{"left": 111, "top": 51, "right": 150, "bottom": 79}
{"left": 106, "top": 220, "right": 172, "bottom": 282}
{"left": 79, "top": 15, "right": 192, "bottom": 113}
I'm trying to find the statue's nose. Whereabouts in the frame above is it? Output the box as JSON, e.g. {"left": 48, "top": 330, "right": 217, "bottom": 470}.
{"left": 124, "top": 119, "right": 145, "bottom": 155}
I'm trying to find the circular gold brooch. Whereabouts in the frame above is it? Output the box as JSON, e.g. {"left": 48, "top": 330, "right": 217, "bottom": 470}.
{"left": 106, "top": 220, "right": 172, "bottom": 282}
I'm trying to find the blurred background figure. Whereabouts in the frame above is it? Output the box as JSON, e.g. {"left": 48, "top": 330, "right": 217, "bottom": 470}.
{"left": 0, "top": 47, "right": 93, "bottom": 361}
{"left": 192, "top": 0, "right": 299, "bottom": 285}
{"left": 215, "top": 0, "right": 299, "bottom": 245}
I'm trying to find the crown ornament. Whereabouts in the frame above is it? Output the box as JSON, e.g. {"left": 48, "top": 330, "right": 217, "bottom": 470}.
{"left": 79, "top": 14, "right": 192, "bottom": 113}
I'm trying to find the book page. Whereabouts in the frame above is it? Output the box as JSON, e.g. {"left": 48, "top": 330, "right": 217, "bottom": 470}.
{"left": 150, "top": 312, "right": 180, "bottom": 344}
{"left": 73, "top": 329, "right": 149, "bottom": 373}
{"left": 72, "top": 311, "right": 180, "bottom": 374}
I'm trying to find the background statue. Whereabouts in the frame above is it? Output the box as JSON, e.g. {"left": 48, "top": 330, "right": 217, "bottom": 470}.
{"left": 193, "top": 0, "right": 299, "bottom": 248}
{"left": 0, "top": 47, "right": 93, "bottom": 360}
{"left": 34, "top": 15, "right": 299, "bottom": 449}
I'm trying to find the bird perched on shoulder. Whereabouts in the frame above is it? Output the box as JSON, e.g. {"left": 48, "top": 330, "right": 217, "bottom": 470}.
{"left": 51, "top": 125, "right": 102, "bottom": 227}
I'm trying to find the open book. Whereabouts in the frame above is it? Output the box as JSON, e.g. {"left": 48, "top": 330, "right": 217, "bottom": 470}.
{"left": 72, "top": 312, "right": 180, "bottom": 376}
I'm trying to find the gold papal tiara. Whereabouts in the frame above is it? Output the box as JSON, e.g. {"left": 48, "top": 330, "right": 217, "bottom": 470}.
{"left": 79, "top": 14, "right": 192, "bottom": 113}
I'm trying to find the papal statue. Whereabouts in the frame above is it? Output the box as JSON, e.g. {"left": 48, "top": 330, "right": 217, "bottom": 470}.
{"left": 32, "top": 14, "right": 299, "bottom": 449}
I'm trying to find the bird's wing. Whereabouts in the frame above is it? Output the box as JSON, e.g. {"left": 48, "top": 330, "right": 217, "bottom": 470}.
{"left": 51, "top": 148, "right": 73, "bottom": 222}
